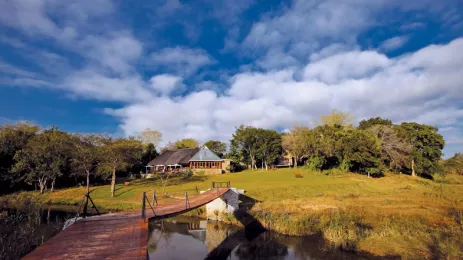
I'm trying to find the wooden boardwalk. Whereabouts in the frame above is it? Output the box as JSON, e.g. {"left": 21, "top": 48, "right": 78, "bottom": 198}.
{"left": 23, "top": 188, "right": 230, "bottom": 260}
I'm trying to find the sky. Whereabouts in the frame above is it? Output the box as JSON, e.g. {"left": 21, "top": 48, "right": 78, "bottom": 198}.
{"left": 0, "top": 0, "right": 462, "bottom": 157}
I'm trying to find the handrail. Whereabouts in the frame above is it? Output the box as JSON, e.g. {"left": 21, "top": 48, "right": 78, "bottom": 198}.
{"left": 141, "top": 192, "right": 157, "bottom": 220}
{"left": 74, "top": 192, "right": 100, "bottom": 223}
{"left": 211, "top": 181, "right": 231, "bottom": 188}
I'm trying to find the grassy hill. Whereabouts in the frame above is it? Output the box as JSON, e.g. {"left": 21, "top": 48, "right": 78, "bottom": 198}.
{"left": 3, "top": 168, "right": 463, "bottom": 258}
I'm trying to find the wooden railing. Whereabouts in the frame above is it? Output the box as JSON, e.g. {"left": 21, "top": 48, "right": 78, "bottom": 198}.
{"left": 74, "top": 192, "right": 100, "bottom": 223}
{"left": 211, "top": 181, "right": 231, "bottom": 188}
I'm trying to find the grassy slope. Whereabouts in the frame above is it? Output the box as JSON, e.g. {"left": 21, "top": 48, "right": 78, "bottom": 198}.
{"left": 3, "top": 168, "right": 463, "bottom": 258}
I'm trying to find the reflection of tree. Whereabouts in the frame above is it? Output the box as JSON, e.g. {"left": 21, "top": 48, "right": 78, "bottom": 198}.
{"left": 234, "top": 232, "right": 288, "bottom": 260}
{"left": 148, "top": 220, "right": 174, "bottom": 254}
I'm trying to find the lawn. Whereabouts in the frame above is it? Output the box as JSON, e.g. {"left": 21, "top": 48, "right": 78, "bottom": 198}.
{"left": 3, "top": 168, "right": 463, "bottom": 258}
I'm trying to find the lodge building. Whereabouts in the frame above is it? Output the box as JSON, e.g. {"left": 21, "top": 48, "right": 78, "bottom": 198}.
{"left": 146, "top": 146, "right": 227, "bottom": 175}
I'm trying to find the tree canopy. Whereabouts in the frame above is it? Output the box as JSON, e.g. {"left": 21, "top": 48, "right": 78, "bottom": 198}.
{"left": 204, "top": 140, "right": 227, "bottom": 158}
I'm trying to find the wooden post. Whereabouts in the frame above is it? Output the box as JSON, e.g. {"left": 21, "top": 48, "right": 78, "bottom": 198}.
{"left": 195, "top": 185, "right": 199, "bottom": 194}
{"left": 141, "top": 192, "right": 146, "bottom": 218}
{"left": 152, "top": 189, "right": 158, "bottom": 205}
{"left": 185, "top": 192, "right": 188, "bottom": 209}
{"left": 83, "top": 193, "right": 89, "bottom": 218}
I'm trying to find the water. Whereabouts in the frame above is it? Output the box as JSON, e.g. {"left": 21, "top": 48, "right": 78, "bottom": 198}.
{"left": 148, "top": 216, "right": 382, "bottom": 260}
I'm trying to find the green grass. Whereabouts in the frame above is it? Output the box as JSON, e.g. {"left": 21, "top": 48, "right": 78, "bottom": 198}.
{"left": 2, "top": 168, "right": 463, "bottom": 258}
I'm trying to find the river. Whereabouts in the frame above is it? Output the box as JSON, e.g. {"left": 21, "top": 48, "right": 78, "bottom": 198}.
{"left": 148, "top": 216, "right": 383, "bottom": 260}
{"left": 2, "top": 207, "right": 384, "bottom": 259}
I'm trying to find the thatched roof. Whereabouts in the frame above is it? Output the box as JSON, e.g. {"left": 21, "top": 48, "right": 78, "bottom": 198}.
{"left": 147, "top": 148, "right": 200, "bottom": 166}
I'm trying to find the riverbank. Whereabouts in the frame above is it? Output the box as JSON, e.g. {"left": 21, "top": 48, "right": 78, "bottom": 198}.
{"left": 1, "top": 168, "right": 462, "bottom": 259}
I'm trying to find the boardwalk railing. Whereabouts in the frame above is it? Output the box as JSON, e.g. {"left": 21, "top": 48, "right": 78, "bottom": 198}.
{"left": 74, "top": 192, "right": 100, "bottom": 223}
{"left": 141, "top": 192, "right": 157, "bottom": 220}
{"left": 211, "top": 181, "right": 231, "bottom": 188}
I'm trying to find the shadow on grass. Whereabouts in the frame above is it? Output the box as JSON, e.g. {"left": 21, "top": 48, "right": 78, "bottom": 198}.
{"left": 116, "top": 188, "right": 135, "bottom": 197}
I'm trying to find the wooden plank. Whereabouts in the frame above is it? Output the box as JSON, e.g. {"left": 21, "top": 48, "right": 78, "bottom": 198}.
{"left": 23, "top": 188, "right": 229, "bottom": 260}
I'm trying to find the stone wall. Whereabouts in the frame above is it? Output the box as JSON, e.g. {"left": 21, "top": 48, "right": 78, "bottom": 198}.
{"left": 193, "top": 168, "right": 223, "bottom": 175}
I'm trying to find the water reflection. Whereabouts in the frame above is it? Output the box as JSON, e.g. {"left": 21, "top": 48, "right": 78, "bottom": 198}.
{"left": 148, "top": 217, "right": 383, "bottom": 260}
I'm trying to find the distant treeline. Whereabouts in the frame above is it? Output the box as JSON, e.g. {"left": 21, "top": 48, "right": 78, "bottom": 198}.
{"left": 0, "top": 110, "right": 458, "bottom": 196}
{"left": 228, "top": 110, "right": 448, "bottom": 178}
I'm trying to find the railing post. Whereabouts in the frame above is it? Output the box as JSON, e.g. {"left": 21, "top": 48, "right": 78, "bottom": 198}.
{"left": 185, "top": 192, "right": 188, "bottom": 209}
{"left": 83, "top": 193, "right": 89, "bottom": 218}
{"left": 152, "top": 189, "right": 158, "bottom": 206}
{"left": 141, "top": 192, "right": 146, "bottom": 218}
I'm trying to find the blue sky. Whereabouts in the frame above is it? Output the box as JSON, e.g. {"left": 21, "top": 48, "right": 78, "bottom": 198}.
{"left": 0, "top": 0, "right": 462, "bottom": 157}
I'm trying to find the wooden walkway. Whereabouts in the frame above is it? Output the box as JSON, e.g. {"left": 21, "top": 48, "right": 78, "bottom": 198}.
{"left": 23, "top": 188, "right": 230, "bottom": 260}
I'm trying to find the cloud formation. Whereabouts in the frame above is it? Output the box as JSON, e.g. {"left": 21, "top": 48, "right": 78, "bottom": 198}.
{"left": 0, "top": 0, "right": 462, "bottom": 156}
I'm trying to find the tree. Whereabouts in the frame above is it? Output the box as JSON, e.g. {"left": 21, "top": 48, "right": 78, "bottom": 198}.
{"left": 339, "top": 129, "right": 381, "bottom": 175}
{"left": 230, "top": 126, "right": 261, "bottom": 169}
{"left": 282, "top": 126, "right": 312, "bottom": 168}
{"left": 256, "top": 129, "right": 282, "bottom": 170}
{"left": 442, "top": 153, "right": 463, "bottom": 175}
{"left": 0, "top": 122, "right": 39, "bottom": 194}
{"left": 141, "top": 143, "right": 159, "bottom": 166}
{"left": 397, "top": 122, "right": 445, "bottom": 177}
{"left": 204, "top": 140, "right": 227, "bottom": 158}
{"left": 12, "top": 128, "right": 72, "bottom": 194}
{"left": 359, "top": 117, "right": 392, "bottom": 130}
{"left": 71, "top": 134, "right": 103, "bottom": 193}
{"left": 163, "top": 138, "right": 199, "bottom": 151}
{"left": 367, "top": 125, "right": 411, "bottom": 170}
{"left": 319, "top": 109, "right": 354, "bottom": 127}
{"left": 138, "top": 129, "right": 162, "bottom": 147}
{"left": 99, "top": 137, "right": 143, "bottom": 197}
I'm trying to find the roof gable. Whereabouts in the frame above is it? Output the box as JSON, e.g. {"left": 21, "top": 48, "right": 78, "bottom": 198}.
{"left": 147, "top": 148, "right": 200, "bottom": 166}
{"left": 189, "top": 146, "right": 222, "bottom": 161}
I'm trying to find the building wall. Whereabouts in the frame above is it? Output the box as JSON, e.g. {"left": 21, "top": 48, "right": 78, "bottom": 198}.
{"left": 193, "top": 168, "right": 222, "bottom": 175}
{"left": 203, "top": 188, "right": 243, "bottom": 220}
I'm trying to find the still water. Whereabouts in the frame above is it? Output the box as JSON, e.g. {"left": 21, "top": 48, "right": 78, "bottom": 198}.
{"left": 148, "top": 216, "right": 381, "bottom": 260}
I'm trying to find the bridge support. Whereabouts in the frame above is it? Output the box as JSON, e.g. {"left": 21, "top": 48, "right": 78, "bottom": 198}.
{"left": 203, "top": 188, "right": 243, "bottom": 221}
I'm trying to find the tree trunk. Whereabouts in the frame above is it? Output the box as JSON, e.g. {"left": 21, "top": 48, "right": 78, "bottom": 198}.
{"left": 411, "top": 159, "right": 416, "bottom": 177}
{"left": 294, "top": 157, "right": 298, "bottom": 168}
{"left": 86, "top": 170, "right": 90, "bottom": 194}
{"left": 265, "top": 160, "right": 268, "bottom": 171}
{"left": 111, "top": 166, "right": 116, "bottom": 197}
{"left": 51, "top": 178, "right": 55, "bottom": 192}
{"left": 39, "top": 184, "right": 45, "bottom": 194}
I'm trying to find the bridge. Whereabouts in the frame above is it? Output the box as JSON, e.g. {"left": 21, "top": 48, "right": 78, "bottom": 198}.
{"left": 23, "top": 183, "right": 231, "bottom": 260}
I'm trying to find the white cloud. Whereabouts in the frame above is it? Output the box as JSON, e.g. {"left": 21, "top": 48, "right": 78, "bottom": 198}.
{"left": 379, "top": 36, "right": 410, "bottom": 51}
{"left": 149, "top": 74, "right": 183, "bottom": 95}
{"left": 149, "top": 47, "right": 214, "bottom": 75}
{"left": 62, "top": 70, "right": 153, "bottom": 102}
{"left": 107, "top": 39, "right": 463, "bottom": 150}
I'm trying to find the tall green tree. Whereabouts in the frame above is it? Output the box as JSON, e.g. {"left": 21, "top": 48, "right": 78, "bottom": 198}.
{"left": 358, "top": 117, "right": 392, "bottom": 130}
{"left": 99, "top": 137, "right": 143, "bottom": 197}
{"left": 204, "top": 140, "right": 227, "bottom": 158}
{"left": 282, "top": 126, "right": 312, "bottom": 168}
{"left": 141, "top": 143, "right": 159, "bottom": 165}
{"left": 339, "top": 130, "right": 381, "bottom": 175}
{"left": 256, "top": 129, "right": 282, "bottom": 170}
{"left": 163, "top": 138, "right": 199, "bottom": 151}
{"left": 12, "top": 127, "right": 72, "bottom": 194}
{"left": 230, "top": 126, "right": 261, "bottom": 169}
{"left": 397, "top": 122, "right": 444, "bottom": 176}
{"left": 0, "top": 122, "right": 39, "bottom": 193}
{"left": 71, "top": 134, "right": 104, "bottom": 193}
